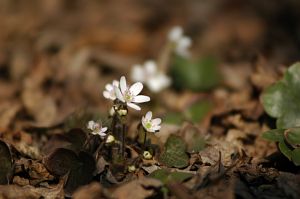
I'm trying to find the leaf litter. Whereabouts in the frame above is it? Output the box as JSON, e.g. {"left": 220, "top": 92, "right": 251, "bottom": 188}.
{"left": 0, "top": 1, "right": 300, "bottom": 199}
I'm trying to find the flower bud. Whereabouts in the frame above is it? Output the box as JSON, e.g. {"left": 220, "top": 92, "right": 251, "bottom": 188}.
{"left": 128, "top": 165, "right": 136, "bottom": 172}
{"left": 117, "top": 109, "right": 128, "bottom": 116}
{"left": 106, "top": 135, "right": 115, "bottom": 144}
{"left": 143, "top": 151, "right": 153, "bottom": 160}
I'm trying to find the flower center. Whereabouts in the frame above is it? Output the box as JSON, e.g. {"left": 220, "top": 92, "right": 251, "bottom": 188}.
{"left": 145, "top": 122, "right": 152, "bottom": 129}
{"left": 124, "top": 90, "right": 133, "bottom": 102}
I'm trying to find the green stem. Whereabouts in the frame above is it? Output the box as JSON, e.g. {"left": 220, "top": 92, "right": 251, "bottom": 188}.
{"left": 143, "top": 128, "right": 147, "bottom": 150}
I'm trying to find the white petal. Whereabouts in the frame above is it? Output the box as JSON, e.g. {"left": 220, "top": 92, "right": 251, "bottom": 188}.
{"left": 142, "top": 119, "right": 147, "bottom": 129}
{"left": 147, "top": 128, "right": 155, "bottom": 133}
{"left": 153, "top": 126, "right": 161, "bottom": 131}
{"left": 127, "top": 102, "right": 141, "bottom": 111}
{"left": 101, "top": 127, "right": 108, "bottom": 133}
{"left": 176, "top": 37, "right": 191, "bottom": 57}
{"left": 114, "top": 86, "right": 125, "bottom": 102}
{"left": 91, "top": 131, "right": 98, "bottom": 135}
{"left": 144, "top": 60, "right": 157, "bottom": 76}
{"left": 179, "top": 36, "right": 191, "bottom": 48}
{"left": 120, "top": 76, "right": 127, "bottom": 94}
{"left": 87, "top": 120, "right": 95, "bottom": 130}
{"left": 132, "top": 95, "right": 150, "bottom": 103}
{"left": 168, "top": 26, "right": 183, "bottom": 42}
{"left": 146, "top": 75, "right": 168, "bottom": 92}
{"left": 103, "top": 91, "right": 111, "bottom": 99}
{"left": 99, "top": 132, "right": 107, "bottom": 137}
{"left": 145, "top": 111, "right": 152, "bottom": 120}
{"left": 130, "top": 82, "right": 143, "bottom": 96}
{"left": 105, "top": 84, "right": 113, "bottom": 91}
{"left": 131, "top": 65, "right": 145, "bottom": 82}
{"left": 112, "top": 80, "right": 119, "bottom": 87}
{"left": 152, "top": 118, "right": 162, "bottom": 125}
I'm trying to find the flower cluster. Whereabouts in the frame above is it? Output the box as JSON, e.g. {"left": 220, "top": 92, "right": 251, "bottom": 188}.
{"left": 141, "top": 111, "right": 161, "bottom": 133}
{"left": 103, "top": 76, "right": 150, "bottom": 111}
{"left": 103, "top": 80, "right": 119, "bottom": 100}
{"left": 131, "top": 60, "right": 171, "bottom": 93}
{"left": 87, "top": 120, "right": 108, "bottom": 138}
{"left": 168, "top": 26, "right": 192, "bottom": 58}
{"left": 94, "top": 76, "right": 162, "bottom": 140}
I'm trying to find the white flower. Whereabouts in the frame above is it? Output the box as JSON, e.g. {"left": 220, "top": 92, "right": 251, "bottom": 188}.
{"left": 114, "top": 76, "right": 150, "bottom": 111}
{"left": 142, "top": 111, "right": 161, "bottom": 133}
{"left": 103, "top": 80, "right": 119, "bottom": 100}
{"left": 168, "top": 26, "right": 192, "bottom": 57}
{"left": 87, "top": 120, "right": 108, "bottom": 137}
{"left": 131, "top": 60, "right": 171, "bottom": 93}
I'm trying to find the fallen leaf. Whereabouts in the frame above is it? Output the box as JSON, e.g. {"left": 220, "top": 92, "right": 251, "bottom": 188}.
{"left": 0, "top": 140, "right": 13, "bottom": 184}
{"left": 112, "top": 177, "right": 162, "bottom": 199}
{"left": 73, "top": 182, "right": 103, "bottom": 199}
{"left": 159, "top": 135, "right": 189, "bottom": 168}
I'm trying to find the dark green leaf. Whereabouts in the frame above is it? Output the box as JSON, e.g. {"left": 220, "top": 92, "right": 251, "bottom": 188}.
{"left": 278, "top": 141, "right": 293, "bottom": 160}
{"left": 262, "top": 62, "right": 300, "bottom": 128}
{"left": 149, "top": 169, "right": 193, "bottom": 184}
{"left": 159, "top": 135, "right": 189, "bottom": 168}
{"left": 291, "top": 148, "right": 300, "bottom": 166}
{"left": 185, "top": 100, "right": 212, "bottom": 123}
{"left": 171, "top": 56, "right": 220, "bottom": 91}
{"left": 0, "top": 140, "right": 13, "bottom": 184}
{"left": 285, "top": 128, "right": 300, "bottom": 146}
{"left": 262, "top": 129, "right": 285, "bottom": 142}
{"left": 163, "top": 112, "right": 184, "bottom": 125}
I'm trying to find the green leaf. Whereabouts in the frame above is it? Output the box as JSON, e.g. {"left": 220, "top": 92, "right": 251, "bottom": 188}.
{"left": 185, "top": 100, "right": 213, "bottom": 123}
{"left": 163, "top": 112, "right": 184, "bottom": 125}
{"left": 187, "top": 134, "right": 206, "bottom": 153}
{"left": 159, "top": 135, "right": 189, "bottom": 168}
{"left": 291, "top": 148, "right": 300, "bottom": 166}
{"left": 278, "top": 141, "right": 293, "bottom": 160}
{"left": 0, "top": 140, "right": 13, "bottom": 184}
{"left": 262, "top": 129, "right": 285, "bottom": 142}
{"left": 285, "top": 127, "right": 300, "bottom": 146}
{"left": 149, "top": 169, "right": 193, "bottom": 184}
{"left": 262, "top": 62, "right": 300, "bottom": 128}
{"left": 149, "top": 169, "right": 169, "bottom": 184}
{"left": 171, "top": 56, "right": 220, "bottom": 91}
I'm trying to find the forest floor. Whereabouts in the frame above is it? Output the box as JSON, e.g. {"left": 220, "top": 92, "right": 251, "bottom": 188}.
{"left": 0, "top": 1, "right": 299, "bottom": 199}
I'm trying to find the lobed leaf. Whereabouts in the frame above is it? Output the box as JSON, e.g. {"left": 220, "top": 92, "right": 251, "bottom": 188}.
{"left": 261, "top": 129, "right": 285, "bottom": 142}
{"left": 262, "top": 62, "right": 300, "bottom": 128}
{"left": 149, "top": 169, "right": 193, "bottom": 184}
{"left": 171, "top": 56, "right": 219, "bottom": 91}
{"left": 159, "top": 135, "right": 189, "bottom": 168}
{"left": 291, "top": 148, "right": 300, "bottom": 166}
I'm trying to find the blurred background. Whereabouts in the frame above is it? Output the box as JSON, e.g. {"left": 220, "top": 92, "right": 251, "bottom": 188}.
{"left": 1, "top": 0, "right": 300, "bottom": 129}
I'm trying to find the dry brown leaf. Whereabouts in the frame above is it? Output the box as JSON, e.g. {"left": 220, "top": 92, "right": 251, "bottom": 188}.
{"left": 22, "top": 87, "right": 57, "bottom": 127}
{"left": 199, "top": 139, "right": 239, "bottom": 166}
{"left": 0, "top": 181, "right": 64, "bottom": 199}
{"left": 0, "top": 101, "right": 21, "bottom": 129}
{"left": 112, "top": 177, "right": 162, "bottom": 199}
{"left": 73, "top": 182, "right": 103, "bottom": 199}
